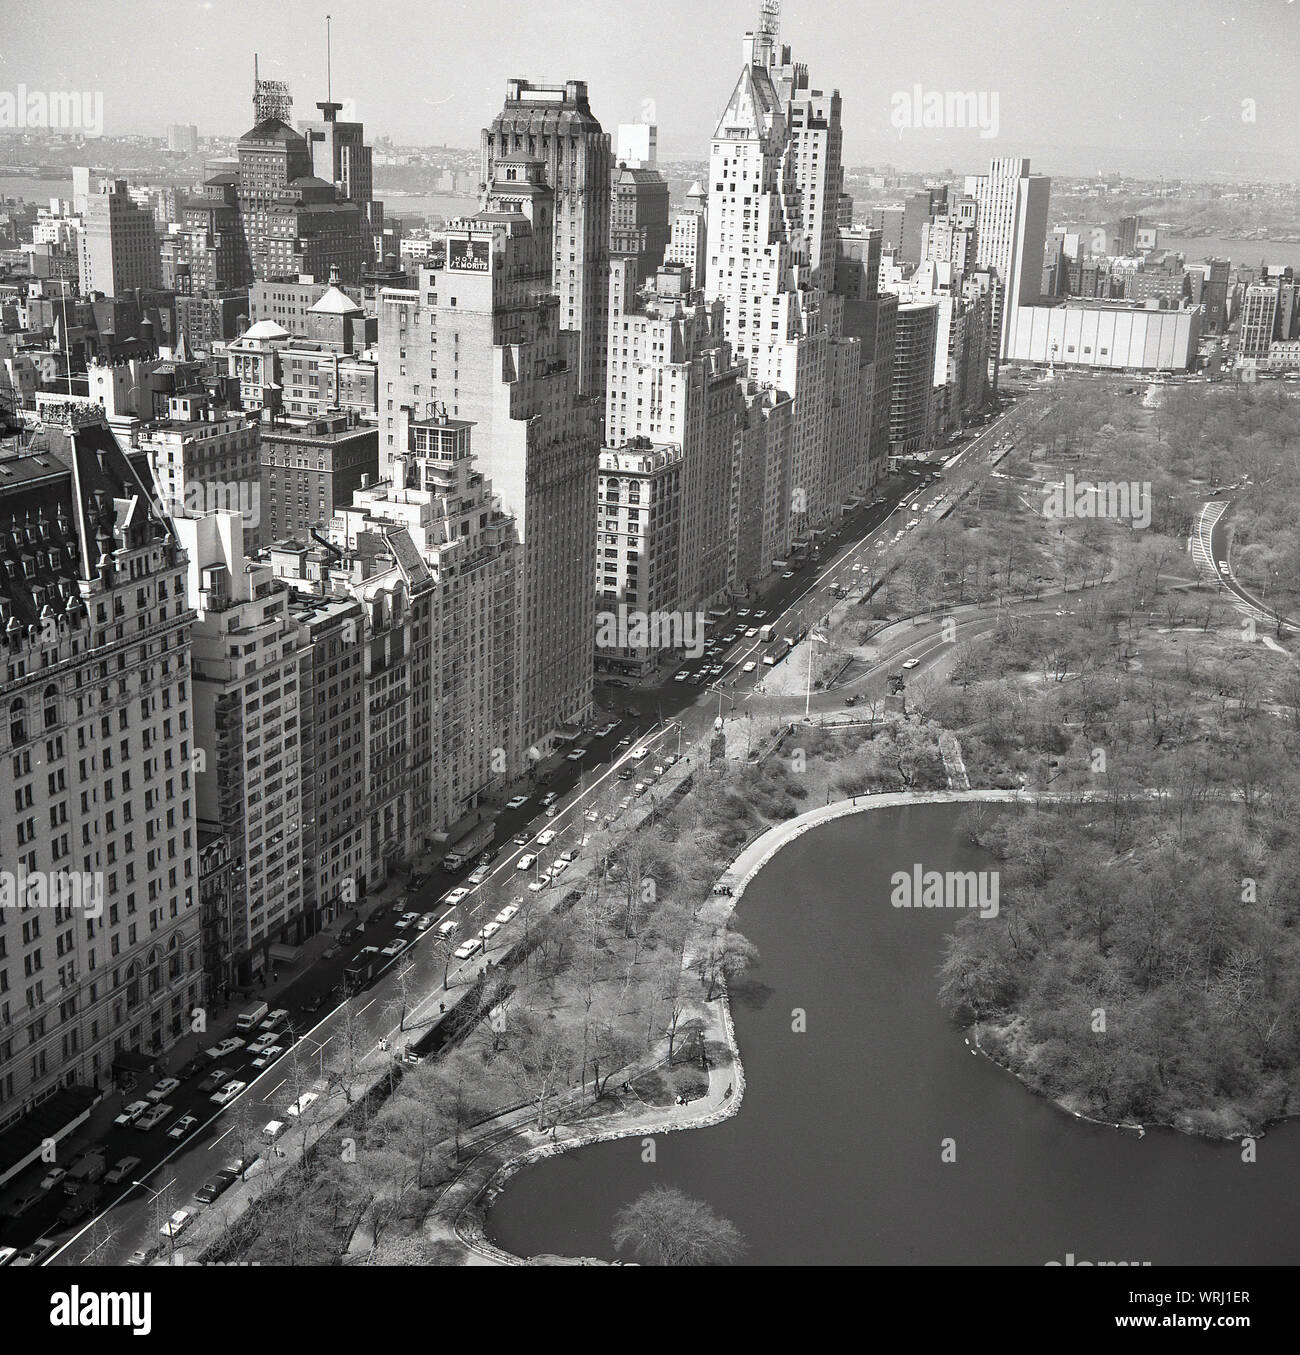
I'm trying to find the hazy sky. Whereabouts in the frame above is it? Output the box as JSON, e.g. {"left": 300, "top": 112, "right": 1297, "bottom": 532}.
{"left": 4, "top": 0, "right": 1300, "bottom": 177}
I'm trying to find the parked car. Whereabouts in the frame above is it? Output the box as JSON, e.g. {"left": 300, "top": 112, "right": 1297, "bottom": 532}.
{"left": 394, "top": 911, "right": 420, "bottom": 930}
{"left": 444, "top": 887, "right": 471, "bottom": 907}
{"left": 437, "top": 918, "right": 458, "bottom": 938}
{"left": 380, "top": 942, "right": 406, "bottom": 959}
{"left": 177, "top": 1055, "right": 208, "bottom": 1080}
{"left": 193, "top": 1174, "right": 234, "bottom": 1205}
{"left": 566, "top": 748, "right": 586, "bottom": 762}
{"left": 536, "top": 828, "right": 558, "bottom": 847}
{"left": 204, "top": 1038, "right": 245, "bottom": 1060}
{"left": 505, "top": 795, "right": 529, "bottom": 810}
{"left": 407, "top": 872, "right": 429, "bottom": 891}
{"left": 287, "top": 1092, "right": 318, "bottom": 1118}
{"left": 495, "top": 903, "right": 520, "bottom": 924}
{"left": 159, "top": 1208, "right": 194, "bottom": 1240}
{"left": 144, "top": 1077, "right": 181, "bottom": 1104}
{"left": 742, "top": 660, "right": 757, "bottom": 674}
{"left": 251, "top": 1045, "right": 286, "bottom": 1069}
{"left": 466, "top": 865, "right": 491, "bottom": 887}
{"left": 114, "top": 1100, "right": 150, "bottom": 1127}
{"left": 479, "top": 921, "right": 501, "bottom": 941}
{"left": 454, "top": 938, "right": 482, "bottom": 961}
{"left": 39, "top": 1166, "right": 67, "bottom": 1191}
{"left": 262, "top": 1120, "right": 287, "bottom": 1142}
{"left": 4, "top": 1193, "right": 42, "bottom": 1221}
{"left": 539, "top": 791, "right": 558, "bottom": 809}
{"left": 516, "top": 853, "right": 538, "bottom": 872}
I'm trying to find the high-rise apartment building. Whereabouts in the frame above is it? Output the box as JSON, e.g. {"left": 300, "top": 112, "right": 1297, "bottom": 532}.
{"left": 965, "top": 156, "right": 1050, "bottom": 362}
{"left": 0, "top": 407, "right": 201, "bottom": 1131}
{"left": 890, "top": 301, "right": 938, "bottom": 455}
{"left": 482, "top": 79, "right": 612, "bottom": 399}
{"left": 260, "top": 412, "right": 378, "bottom": 543}
{"left": 78, "top": 180, "right": 162, "bottom": 296}
{"left": 167, "top": 123, "right": 199, "bottom": 155}
{"left": 337, "top": 415, "right": 520, "bottom": 821}
{"left": 139, "top": 390, "right": 264, "bottom": 552}
{"left": 610, "top": 163, "right": 671, "bottom": 289}
{"left": 378, "top": 155, "right": 596, "bottom": 756}
{"left": 666, "top": 181, "right": 708, "bottom": 288}
{"left": 603, "top": 260, "right": 741, "bottom": 665}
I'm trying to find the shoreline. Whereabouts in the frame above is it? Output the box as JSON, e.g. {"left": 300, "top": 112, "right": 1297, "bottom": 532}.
{"left": 466, "top": 785, "right": 1292, "bottom": 1263}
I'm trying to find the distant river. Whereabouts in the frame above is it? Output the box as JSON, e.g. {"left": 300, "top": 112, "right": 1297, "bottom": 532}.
{"left": 487, "top": 803, "right": 1300, "bottom": 1265}
{"left": 0, "top": 174, "right": 477, "bottom": 227}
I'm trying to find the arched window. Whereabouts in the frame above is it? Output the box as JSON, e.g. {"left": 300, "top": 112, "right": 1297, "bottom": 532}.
{"left": 10, "top": 698, "right": 25, "bottom": 745}
{"left": 125, "top": 960, "right": 141, "bottom": 1011}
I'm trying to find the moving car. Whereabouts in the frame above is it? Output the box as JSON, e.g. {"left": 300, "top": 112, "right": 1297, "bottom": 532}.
{"left": 466, "top": 865, "right": 492, "bottom": 887}
{"left": 901, "top": 657, "right": 921, "bottom": 670}
{"left": 516, "top": 853, "right": 538, "bottom": 872}
{"left": 1217, "top": 560, "right": 1229, "bottom": 574}
{"left": 39, "top": 1166, "right": 67, "bottom": 1191}
{"left": 443, "top": 888, "right": 471, "bottom": 907}
{"left": 437, "top": 918, "right": 458, "bottom": 937}
{"left": 394, "top": 911, "right": 420, "bottom": 930}
{"left": 782, "top": 570, "right": 795, "bottom": 579}
{"left": 536, "top": 828, "right": 558, "bottom": 847}
{"left": 58, "top": 1189, "right": 100, "bottom": 1225}
{"left": 673, "top": 670, "right": 691, "bottom": 682}
{"left": 144, "top": 1077, "right": 181, "bottom": 1104}
{"left": 209, "top": 1080, "right": 247, "bottom": 1107}
{"left": 416, "top": 913, "right": 437, "bottom": 931}
{"left": 539, "top": 791, "right": 558, "bottom": 809}
{"left": 513, "top": 830, "right": 532, "bottom": 846}
{"left": 505, "top": 795, "right": 529, "bottom": 810}
{"left": 134, "top": 1103, "right": 174, "bottom": 1132}
{"left": 104, "top": 1156, "right": 141, "bottom": 1185}
{"left": 198, "top": 1067, "right": 234, "bottom": 1094}
{"left": 166, "top": 1115, "right": 200, "bottom": 1141}
{"left": 742, "top": 660, "right": 757, "bottom": 674}
{"left": 251, "top": 1045, "right": 286, "bottom": 1068}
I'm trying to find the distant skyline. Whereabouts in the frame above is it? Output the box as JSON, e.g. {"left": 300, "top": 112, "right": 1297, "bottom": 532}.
{"left": 3, "top": 0, "right": 1300, "bottom": 179}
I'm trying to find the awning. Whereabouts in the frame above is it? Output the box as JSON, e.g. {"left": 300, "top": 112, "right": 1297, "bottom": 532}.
{"left": 112, "top": 1050, "right": 155, "bottom": 1076}
{"left": 269, "top": 942, "right": 302, "bottom": 963}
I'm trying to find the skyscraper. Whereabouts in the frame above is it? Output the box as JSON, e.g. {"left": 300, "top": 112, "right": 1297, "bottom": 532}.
{"left": 78, "top": 180, "right": 162, "bottom": 296}
{"left": 379, "top": 153, "right": 597, "bottom": 757}
{"left": 482, "top": 79, "right": 612, "bottom": 399}
{"left": 965, "top": 156, "right": 1051, "bottom": 362}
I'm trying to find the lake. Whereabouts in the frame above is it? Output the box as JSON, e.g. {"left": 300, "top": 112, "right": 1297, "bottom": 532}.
{"left": 487, "top": 802, "right": 1300, "bottom": 1265}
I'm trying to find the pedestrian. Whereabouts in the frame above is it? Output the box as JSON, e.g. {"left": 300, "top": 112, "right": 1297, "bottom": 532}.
{"left": 439, "top": 1002, "right": 445, "bottom": 1014}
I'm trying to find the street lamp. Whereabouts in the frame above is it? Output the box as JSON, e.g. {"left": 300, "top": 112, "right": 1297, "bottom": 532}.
{"left": 133, "top": 1179, "right": 175, "bottom": 1264}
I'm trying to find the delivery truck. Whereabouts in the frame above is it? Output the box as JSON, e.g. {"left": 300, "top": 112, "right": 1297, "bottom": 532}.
{"left": 442, "top": 819, "right": 496, "bottom": 873}
{"left": 236, "top": 1001, "right": 269, "bottom": 1031}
